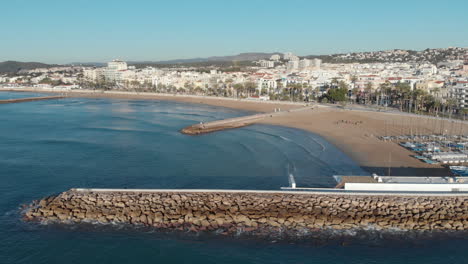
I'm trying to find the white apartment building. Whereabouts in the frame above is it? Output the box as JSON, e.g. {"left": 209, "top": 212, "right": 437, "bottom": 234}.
{"left": 287, "top": 60, "right": 299, "bottom": 71}
{"left": 299, "top": 59, "right": 311, "bottom": 69}
{"left": 259, "top": 60, "right": 275, "bottom": 68}
{"left": 450, "top": 81, "right": 468, "bottom": 108}
{"left": 313, "top": 58, "right": 322, "bottom": 68}
{"left": 270, "top": 54, "right": 281, "bottom": 61}
{"left": 257, "top": 77, "right": 277, "bottom": 94}
{"left": 283, "top": 52, "right": 294, "bottom": 60}
{"left": 289, "top": 56, "right": 300, "bottom": 61}
{"left": 107, "top": 60, "right": 128, "bottom": 71}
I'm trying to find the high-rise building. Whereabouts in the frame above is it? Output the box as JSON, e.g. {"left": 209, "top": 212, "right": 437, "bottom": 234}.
{"left": 289, "top": 56, "right": 300, "bottom": 61}
{"left": 287, "top": 60, "right": 299, "bottom": 71}
{"left": 313, "top": 58, "right": 322, "bottom": 68}
{"left": 283, "top": 52, "right": 294, "bottom": 60}
{"left": 299, "top": 59, "right": 311, "bottom": 69}
{"left": 107, "top": 60, "right": 128, "bottom": 71}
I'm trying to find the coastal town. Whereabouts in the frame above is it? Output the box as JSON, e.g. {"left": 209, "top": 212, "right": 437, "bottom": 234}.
{"left": 3, "top": 0, "right": 468, "bottom": 263}
{"left": 1, "top": 47, "right": 467, "bottom": 115}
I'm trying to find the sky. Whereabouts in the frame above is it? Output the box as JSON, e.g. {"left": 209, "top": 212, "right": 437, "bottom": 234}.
{"left": 1, "top": 0, "right": 467, "bottom": 64}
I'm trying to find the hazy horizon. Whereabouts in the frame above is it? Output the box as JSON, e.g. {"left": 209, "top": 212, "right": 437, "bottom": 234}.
{"left": 1, "top": 0, "right": 467, "bottom": 64}
{"left": 2, "top": 45, "right": 467, "bottom": 65}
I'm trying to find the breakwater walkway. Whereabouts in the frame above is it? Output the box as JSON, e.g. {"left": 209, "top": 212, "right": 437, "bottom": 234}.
{"left": 181, "top": 106, "right": 314, "bottom": 135}
{"left": 0, "top": 95, "right": 65, "bottom": 104}
{"left": 24, "top": 188, "right": 467, "bottom": 233}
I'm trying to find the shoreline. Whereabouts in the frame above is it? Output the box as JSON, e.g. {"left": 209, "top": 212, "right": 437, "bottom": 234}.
{"left": 2, "top": 88, "right": 464, "bottom": 176}
{"left": 0, "top": 88, "right": 304, "bottom": 113}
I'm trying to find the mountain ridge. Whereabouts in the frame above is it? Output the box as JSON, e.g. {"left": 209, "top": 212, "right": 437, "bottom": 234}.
{"left": 2, "top": 47, "right": 467, "bottom": 73}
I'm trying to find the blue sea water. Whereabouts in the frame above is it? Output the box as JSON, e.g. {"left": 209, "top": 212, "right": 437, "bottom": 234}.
{"left": 0, "top": 91, "right": 47, "bottom": 100}
{"left": 0, "top": 92, "right": 466, "bottom": 263}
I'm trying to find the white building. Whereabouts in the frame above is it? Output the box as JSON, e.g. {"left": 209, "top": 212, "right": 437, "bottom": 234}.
{"left": 313, "top": 58, "right": 322, "bottom": 68}
{"left": 270, "top": 54, "right": 281, "bottom": 61}
{"left": 287, "top": 60, "right": 299, "bottom": 71}
{"left": 259, "top": 60, "right": 275, "bottom": 68}
{"left": 289, "top": 56, "right": 300, "bottom": 61}
{"left": 99, "top": 60, "right": 129, "bottom": 82}
{"left": 107, "top": 60, "right": 128, "bottom": 71}
{"left": 299, "top": 59, "right": 311, "bottom": 69}
{"left": 257, "top": 77, "right": 277, "bottom": 94}
{"left": 283, "top": 52, "right": 294, "bottom": 60}
{"left": 449, "top": 81, "right": 468, "bottom": 108}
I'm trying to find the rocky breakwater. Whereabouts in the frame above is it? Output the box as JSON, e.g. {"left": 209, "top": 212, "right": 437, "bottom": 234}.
{"left": 0, "top": 95, "right": 65, "bottom": 104}
{"left": 181, "top": 114, "right": 267, "bottom": 135}
{"left": 24, "top": 189, "right": 468, "bottom": 233}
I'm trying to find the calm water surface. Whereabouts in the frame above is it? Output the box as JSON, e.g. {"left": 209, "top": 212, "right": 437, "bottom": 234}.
{"left": 0, "top": 92, "right": 466, "bottom": 263}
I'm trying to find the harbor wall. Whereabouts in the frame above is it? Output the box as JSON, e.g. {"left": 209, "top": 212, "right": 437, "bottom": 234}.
{"left": 24, "top": 189, "right": 468, "bottom": 232}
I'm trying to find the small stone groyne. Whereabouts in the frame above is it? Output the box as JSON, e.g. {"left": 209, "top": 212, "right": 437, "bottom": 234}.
{"left": 24, "top": 189, "right": 467, "bottom": 233}
{"left": 0, "top": 96, "right": 65, "bottom": 104}
{"left": 181, "top": 106, "right": 313, "bottom": 135}
{"left": 181, "top": 113, "right": 269, "bottom": 135}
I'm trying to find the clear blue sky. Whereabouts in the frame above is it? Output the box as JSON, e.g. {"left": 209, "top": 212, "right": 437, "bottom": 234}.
{"left": 1, "top": 0, "right": 467, "bottom": 64}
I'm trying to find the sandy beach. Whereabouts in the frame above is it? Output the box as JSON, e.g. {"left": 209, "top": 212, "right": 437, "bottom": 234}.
{"left": 260, "top": 107, "right": 468, "bottom": 176}
{"left": 4, "top": 88, "right": 467, "bottom": 176}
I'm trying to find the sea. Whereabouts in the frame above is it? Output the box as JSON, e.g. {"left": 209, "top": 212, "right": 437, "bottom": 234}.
{"left": 0, "top": 91, "right": 466, "bottom": 263}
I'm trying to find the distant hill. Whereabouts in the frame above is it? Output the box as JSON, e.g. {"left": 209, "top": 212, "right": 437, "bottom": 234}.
{"left": 6, "top": 47, "right": 466, "bottom": 72}
{"left": 0, "top": 61, "right": 57, "bottom": 73}
{"left": 69, "top": 62, "right": 106, "bottom": 67}
{"left": 305, "top": 47, "right": 468, "bottom": 64}
{"left": 131, "top": 60, "right": 256, "bottom": 70}
{"left": 132, "top": 52, "right": 279, "bottom": 65}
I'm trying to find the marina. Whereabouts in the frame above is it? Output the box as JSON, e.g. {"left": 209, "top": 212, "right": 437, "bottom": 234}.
{"left": 380, "top": 134, "right": 468, "bottom": 168}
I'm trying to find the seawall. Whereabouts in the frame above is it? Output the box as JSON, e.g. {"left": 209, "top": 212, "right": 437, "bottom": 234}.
{"left": 24, "top": 189, "right": 468, "bottom": 233}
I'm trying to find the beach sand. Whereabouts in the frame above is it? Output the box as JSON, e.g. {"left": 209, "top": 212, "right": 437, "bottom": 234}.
{"left": 260, "top": 107, "right": 467, "bottom": 176}
{"left": 4, "top": 89, "right": 467, "bottom": 176}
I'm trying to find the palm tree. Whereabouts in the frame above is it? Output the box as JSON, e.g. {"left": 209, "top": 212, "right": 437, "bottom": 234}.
{"left": 445, "top": 98, "right": 457, "bottom": 118}
{"left": 411, "top": 89, "right": 426, "bottom": 113}
{"left": 233, "top": 83, "right": 244, "bottom": 98}
{"left": 364, "top": 82, "right": 373, "bottom": 105}
{"left": 395, "top": 82, "right": 411, "bottom": 111}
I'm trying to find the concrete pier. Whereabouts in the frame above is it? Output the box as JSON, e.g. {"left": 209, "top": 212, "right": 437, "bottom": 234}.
{"left": 0, "top": 96, "right": 65, "bottom": 104}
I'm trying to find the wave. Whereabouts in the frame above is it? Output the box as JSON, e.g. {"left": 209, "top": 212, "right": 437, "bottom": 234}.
{"left": 238, "top": 142, "right": 256, "bottom": 155}
{"left": 242, "top": 128, "right": 290, "bottom": 142}
{"left": 27, "top": 217, "right": 468, "bottom": 245}
{"left": 307, "top": 136, "right": 326, "bottom": 152}
{"left": 80, "top": 126, "right": 158, "bottom": 134}
{"left": 35, "top": 139, "right": 100, "bottom": 147}
{"left": 151, "top": 111, "right": 219, "bottom": 120}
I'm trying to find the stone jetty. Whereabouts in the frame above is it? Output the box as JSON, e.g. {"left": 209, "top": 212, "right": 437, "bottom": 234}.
{"left": 181, "top": 106, "right": 313, "bottom": 135}
{"left": 0, "top": 95, "right": 65, "bottom": 104}
{"left": 24, "top": 189, "right": 468, "bottom": 233}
